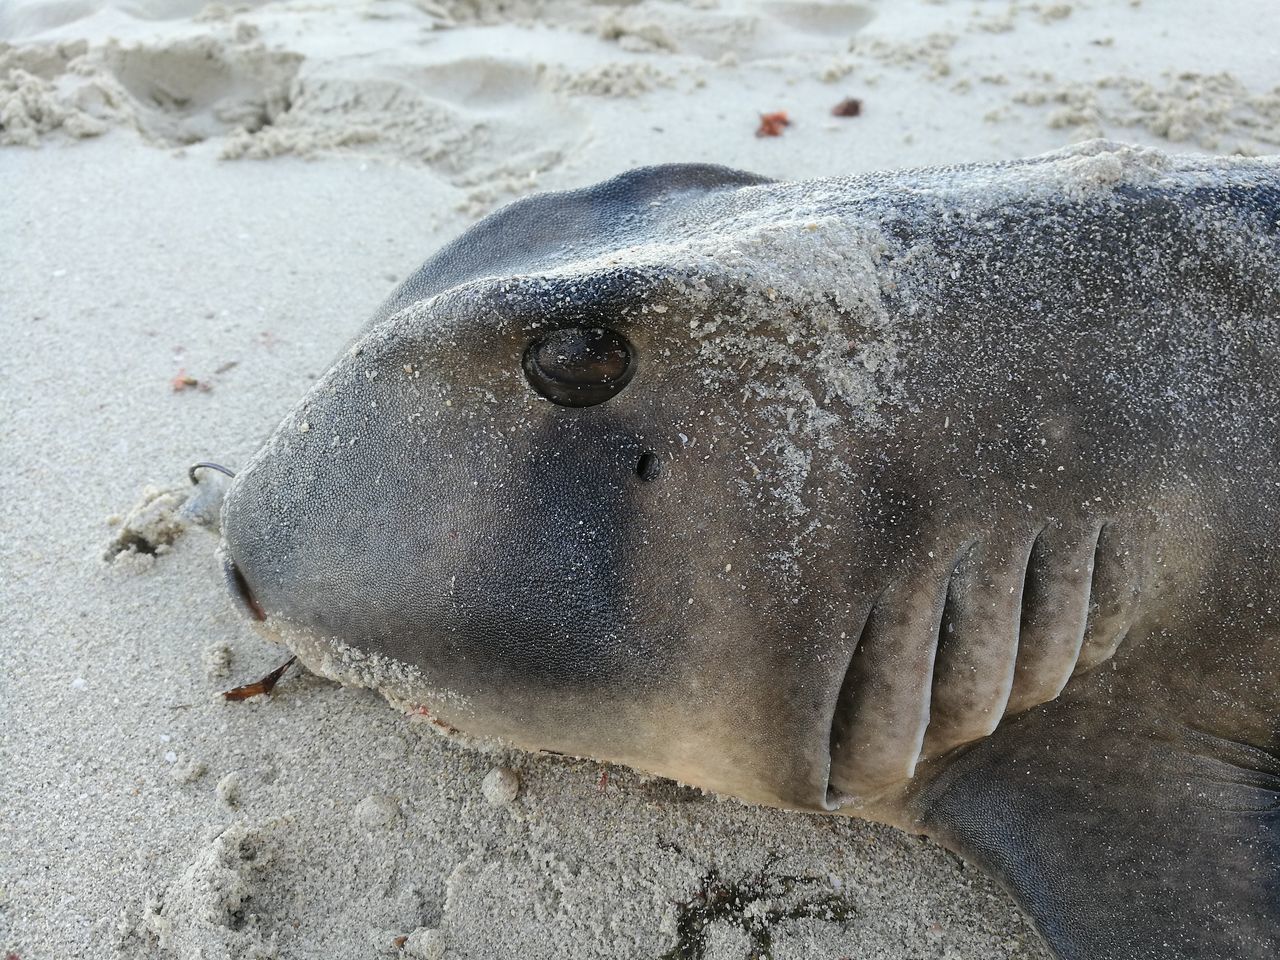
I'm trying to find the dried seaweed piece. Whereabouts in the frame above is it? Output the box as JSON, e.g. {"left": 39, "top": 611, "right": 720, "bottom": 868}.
{"left": 755, "top": 111, "right": 790, "bottom": 137}
{"left": 171, "top": 369, "right": 200, "bottom": 391}
{"left": 831, "top": 97, "right": 863, "bottom": 117}
{"left": 222, "top": 655, "right": 297, "bottom": 701}
{"left": 171, "top": 368, "right": 212, "bottom": 392}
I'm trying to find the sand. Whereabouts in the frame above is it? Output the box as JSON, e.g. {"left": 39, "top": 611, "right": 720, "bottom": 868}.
{"left": 3, "top": 1, "right": 1276, "bottom": 957}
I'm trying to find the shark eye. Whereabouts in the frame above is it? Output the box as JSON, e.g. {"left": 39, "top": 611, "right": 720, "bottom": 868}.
{"left": 523, "top": 327, "right": 636, "bottom": 407}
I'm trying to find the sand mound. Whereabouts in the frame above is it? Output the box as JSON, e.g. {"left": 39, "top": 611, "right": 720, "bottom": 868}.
{"left": 104, "top": 484, "right": 192, "bottom": 564}
{"left": 1, "top": 19, "right": 584, "bottom": 208}
{"left": 138, "top": 819, "right": 284, "bottom": 959}
{"left": 0, "top": 33, "right": 298, "bottom": 145}
{"left": 218, "top": 54, "right": 583, "bottom": 192}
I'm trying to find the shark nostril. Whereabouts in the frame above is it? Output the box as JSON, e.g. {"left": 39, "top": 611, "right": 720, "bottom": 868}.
{"left": 223, "top": 556, "right": 266, "bottom": 622}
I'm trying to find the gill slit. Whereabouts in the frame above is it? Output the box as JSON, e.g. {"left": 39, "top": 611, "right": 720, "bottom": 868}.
{"left": 906, "top": 539, "right": 980, "bottom": 780}
{"left": 1007, "top": 519, "right": 1054, "bottom": 705}
{"left": 1051, "top": 519, "right": 1108, "bottom": 699}
{"left": 825, "top": 586, "right": 885, "bottom": 780}
{"left": 919, "top": 521, "right": 1041, "bottom": 758}
{"left": 994, "top": 523, "right": 1048, "bottom": 719}
{"left": 827, "top": 518, "right": 1124, "bottom": 806}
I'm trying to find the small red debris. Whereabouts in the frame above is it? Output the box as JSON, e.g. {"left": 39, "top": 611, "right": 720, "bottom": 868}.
{"left": 756, "top": 111, "right": 791, "bottom": 137}
{"left": 831, "top": 97, "right": 863, "bottom": 118}
{"left": 408, "top": 704, "right": 459, "bottom": 735}
{"left": 222, "top": 656, "right": 297, "bottom": 701}
{"left": 171, "top": 369, "right": 201, "bottom": 392}
{"left": 597, "top": 767, "right": 610, "bottom": 792}
{"left": 391, "top": 936, "right": 409, "bottom": 949}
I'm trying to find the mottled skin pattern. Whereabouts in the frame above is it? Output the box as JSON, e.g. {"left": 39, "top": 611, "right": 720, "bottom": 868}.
{"left": 217, "top": 144, "right": 1279, "bottom": 959}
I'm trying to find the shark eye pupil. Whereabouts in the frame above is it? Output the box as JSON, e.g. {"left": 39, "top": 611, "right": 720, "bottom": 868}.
{"left": 523, "top": 327, "right": 636, "bottom": 407}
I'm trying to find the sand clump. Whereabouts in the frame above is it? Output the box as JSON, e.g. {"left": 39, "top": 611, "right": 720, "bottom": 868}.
{"left": 542, "top": 60, "right": 674, "bottom": 98}
{"left": 0, "top": 66, "right": 107, "bottom": 144}
{"left": 217, "top": 772, "right": 246, "bottom": 811}
{"left": 0, "top": 35, "right": 299, "bottom": 147}
{"left": 1, "top": 23, "right": 579, "bottom": 209}
{"left": 1017, "top": 71, "right": 1280, "bottom": 152}
{"left": 0, "top": 40, "right": 107, "bottom": 144}
{"left": 104, "top": 471, "right": 228, "bottom": 565}
{"left": 216, "top": 58, "right": 580, "bottom": 196}
{"left": 851, "top": 31, "right": 958, "bottom": 79}
{"left": 104, "top": 484, "right": 192, "bottom": 563}
{"left": 355, "top": 794, "right": 402, "bottom": 828}
{"left": 402, "top": 927, "right": 447, "bottom": 960}
{"left": 171, "top": 756, "right": 210, "bottom": 784}
{"left": 135, "top": 820, "right": 282, "bottom": 959}
{"left": 480, "top": 766, "right": 521, "bottom": 806}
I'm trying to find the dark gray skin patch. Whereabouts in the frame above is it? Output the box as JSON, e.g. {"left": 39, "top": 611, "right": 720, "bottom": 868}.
{"left": 218, "top": 143, "right": 1280, "bottom": 959}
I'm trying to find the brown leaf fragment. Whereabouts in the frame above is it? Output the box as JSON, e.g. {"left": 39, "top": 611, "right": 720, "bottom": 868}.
{"left": 831, "top": 97, "right": 863, "bottom": 117}
{"left": 222, "top": 656, "right": 298, "bottom": 701}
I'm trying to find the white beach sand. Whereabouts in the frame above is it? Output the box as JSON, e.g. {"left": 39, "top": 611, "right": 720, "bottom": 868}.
{"left": 4, "top": 1, "right": 1277, "bottom": 957}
